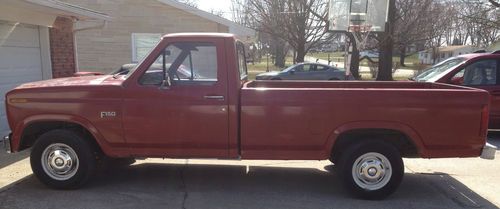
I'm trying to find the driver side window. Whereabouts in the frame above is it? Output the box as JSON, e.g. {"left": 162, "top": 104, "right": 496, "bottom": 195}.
{"left": 139, "top": 42, "right": 218, "bottom": 85}
{"left": 295, "top": 64, "right": 312, "bottom": 72}
{"left": 451, "top": 59, "right": 497, "bottom": 86}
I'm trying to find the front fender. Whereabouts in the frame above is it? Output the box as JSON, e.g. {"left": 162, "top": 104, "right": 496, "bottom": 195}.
{"left": 11, "top": 114, "right": 111, "bottom": 155}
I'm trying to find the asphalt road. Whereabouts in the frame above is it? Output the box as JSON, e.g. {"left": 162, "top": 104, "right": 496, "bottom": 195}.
{"left": 0, "top": 138, "right": 499, "bottom": 209}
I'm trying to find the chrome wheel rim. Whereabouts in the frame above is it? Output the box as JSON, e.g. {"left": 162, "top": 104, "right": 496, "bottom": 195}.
{"left": 41, "top": 143, "right": 79, "bottom": 181}
{"left": 352, "top": 152, "right": 392, "bottom": 191}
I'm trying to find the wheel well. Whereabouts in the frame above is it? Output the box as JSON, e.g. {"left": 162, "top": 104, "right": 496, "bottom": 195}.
{"left": 330, "top": 129, "right": 419, "bottom": 162}
{"left": 19, "top": 121, "right": 100, "bottom": 152}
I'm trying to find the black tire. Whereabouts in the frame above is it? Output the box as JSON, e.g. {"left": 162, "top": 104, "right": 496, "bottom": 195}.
{"left": 30, "top": 129, "right": 97, "bottom": 189}
{"left": 338, "top": 141, "right": 404, "bottom": 200}
{"left": 329, "top": 78, "right": 340, "bottom": 80}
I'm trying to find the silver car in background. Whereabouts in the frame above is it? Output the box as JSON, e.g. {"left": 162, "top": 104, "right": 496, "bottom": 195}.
{"left": 255, "top": 63, "right": 350, "bottom": 80}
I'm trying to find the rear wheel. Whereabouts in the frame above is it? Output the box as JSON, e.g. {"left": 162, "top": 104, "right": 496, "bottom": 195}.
{"left": 338, "top": 141, "right": 404, "bottom": 200}
{"left": 30, "top": 129, "right": 97, "bottom": 189}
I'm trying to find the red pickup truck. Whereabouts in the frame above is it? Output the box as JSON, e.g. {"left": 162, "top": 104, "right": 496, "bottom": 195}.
{"left": 3, "top": 33, "right": 496, "bottom": 199}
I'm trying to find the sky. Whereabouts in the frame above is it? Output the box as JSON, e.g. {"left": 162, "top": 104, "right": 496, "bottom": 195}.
{"left": 197, "top": 0, "right": 234, "bottom": 20}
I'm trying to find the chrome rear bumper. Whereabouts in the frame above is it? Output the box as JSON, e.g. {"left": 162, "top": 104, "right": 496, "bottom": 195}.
{"left": 480, "top": 142, "right": 497, "bottom": 160}
{"left": 2, "top": 134, "right": 11, "bottom": 153}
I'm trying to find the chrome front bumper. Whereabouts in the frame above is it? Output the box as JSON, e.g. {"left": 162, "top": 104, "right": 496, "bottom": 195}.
{"left": 480, "top": 142, "right": 497, "bottom": 160}
{"left": 2, "top": 134, "right": 11, "bottom": 153}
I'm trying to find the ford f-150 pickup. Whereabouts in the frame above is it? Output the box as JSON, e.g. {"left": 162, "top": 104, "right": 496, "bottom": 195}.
{"left": 2, "top": 33, "right": 496, "bottom": 200}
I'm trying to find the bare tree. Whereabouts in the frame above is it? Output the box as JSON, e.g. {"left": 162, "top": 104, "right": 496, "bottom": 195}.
{"left": 455, "top": 0, "right": 499, "bottom": 47}
{"left": 393, "top": 0, "right": 450, "bottom": 66}
{"left": 245, "top": 0, "right": 329, "bottom": 63}
{"left": 175, "top": 0, "right": 198, "bottom": 8}
{"left": 209, "top": 9, "right": 226, "bottom": 17}
{"left": 376, "top": 0, "right": 396, "bottom": 81}
{"left": 488, "top": 0, "right": 500, "bottom": 7}
{"left": 231, "top": 0, "right": 249, "bottom": 25}
{"left": 429, "top": 0, "right": 499, "bottom": 49}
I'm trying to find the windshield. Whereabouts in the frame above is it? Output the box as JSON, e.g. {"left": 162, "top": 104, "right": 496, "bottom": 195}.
{"left": 123, "top": 40, "right": 163, "bottom": 78}
{"left": 414, "top": 57, "right": 466, "bottom": 82}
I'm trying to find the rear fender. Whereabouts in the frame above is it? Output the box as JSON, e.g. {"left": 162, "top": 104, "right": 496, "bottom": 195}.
{"left": 325, "top": 121, "right": 427, "bottom": 157}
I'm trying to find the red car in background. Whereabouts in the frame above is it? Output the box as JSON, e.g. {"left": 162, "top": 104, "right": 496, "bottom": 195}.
{"left": 412, "top": 51, "right": 500, "bottom": 130}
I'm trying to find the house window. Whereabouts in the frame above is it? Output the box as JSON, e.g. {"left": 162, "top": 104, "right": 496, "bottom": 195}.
{"left": 131, "top": 33, "right": 162, "bottom": 63}
{"left": 449, "top": 52, "right": 453, "bottom": 57}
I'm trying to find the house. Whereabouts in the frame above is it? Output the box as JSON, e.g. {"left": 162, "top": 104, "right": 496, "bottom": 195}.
{"left": 418, "top": 45, "right": 475, "bottom": 65}
{"left": 60, "top": 0, "right": 256, "bottom": 73}
{"left": 0, "top": 0, "right": 109, "bottom": 136}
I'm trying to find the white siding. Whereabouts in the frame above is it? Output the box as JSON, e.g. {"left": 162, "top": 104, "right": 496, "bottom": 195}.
{"left": 0, "top": 22, "right": 44, "bottom": 136}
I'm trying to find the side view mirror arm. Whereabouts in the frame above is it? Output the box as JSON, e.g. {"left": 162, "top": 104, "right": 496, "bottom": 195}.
{"left": 159, "top": 71, "right": 172, "bottom": 90}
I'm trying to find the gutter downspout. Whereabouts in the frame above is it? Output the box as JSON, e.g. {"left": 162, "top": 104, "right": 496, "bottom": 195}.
{"left": 72, "top": 19, "right": 107, "bottom": 72}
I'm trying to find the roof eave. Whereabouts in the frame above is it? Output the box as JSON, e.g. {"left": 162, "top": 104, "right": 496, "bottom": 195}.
{"left": 24, "top": 0, "right": 111, "bottom": 21}
{"left": 157, "top": 0, "right": 254, "bottom": 37}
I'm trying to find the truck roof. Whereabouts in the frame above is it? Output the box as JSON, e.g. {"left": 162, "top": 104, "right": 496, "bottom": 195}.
{"left": 457, "top": 52, "right": 500, "bottom": 59}
{"left": 162, "top": 33, "right": 236, "bottom": 39}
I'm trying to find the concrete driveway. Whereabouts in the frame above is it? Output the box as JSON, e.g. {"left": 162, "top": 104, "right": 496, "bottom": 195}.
{"left": 0, "top": 139, "right": 499, "bottom": 209}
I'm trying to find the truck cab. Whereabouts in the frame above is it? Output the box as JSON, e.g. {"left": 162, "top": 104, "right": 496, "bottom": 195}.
{"left": 119, "top": 33, "right": 246, "bottom": 158}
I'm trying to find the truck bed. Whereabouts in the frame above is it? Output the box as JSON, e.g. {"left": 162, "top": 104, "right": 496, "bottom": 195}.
{"left": 239, "top": 80, "right": 489, "bottom": 160}
{"left": 244, "top": 80, "right": 474, "bottom": 90}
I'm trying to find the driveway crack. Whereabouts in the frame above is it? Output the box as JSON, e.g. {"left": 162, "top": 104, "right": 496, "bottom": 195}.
{"left": 180, "top": 159, "right": 189, "bottom": 209}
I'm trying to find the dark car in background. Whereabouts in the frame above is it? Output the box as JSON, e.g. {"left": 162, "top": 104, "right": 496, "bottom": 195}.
{"left": 412, "top": 51, "right": 500, "bottom": 130}
{"left": 256, "top": 63, "right": 350, "bottom": 80}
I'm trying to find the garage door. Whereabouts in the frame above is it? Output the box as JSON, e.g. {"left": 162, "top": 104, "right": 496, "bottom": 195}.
{"left": 0, "top": 22, "right": 44, "bottom": 136}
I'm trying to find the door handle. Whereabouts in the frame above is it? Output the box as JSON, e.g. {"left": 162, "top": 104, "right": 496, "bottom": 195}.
{"left": 204, "top": 95, "right": 225, "bottom": 100}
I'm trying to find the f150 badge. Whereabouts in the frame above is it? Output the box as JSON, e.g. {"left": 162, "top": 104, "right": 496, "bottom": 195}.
{"left": 100, "top": 111, "right": 116, "bottom": 118}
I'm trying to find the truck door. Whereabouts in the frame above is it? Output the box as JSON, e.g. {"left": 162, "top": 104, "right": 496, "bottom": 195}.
{"left": 449, "top": 58, "right": 500, "bottom": 129}
{"left": 122, "top": 39, "right": 229, "bottom": 158}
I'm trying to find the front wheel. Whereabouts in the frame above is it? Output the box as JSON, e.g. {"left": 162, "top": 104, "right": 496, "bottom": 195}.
{"left": 338, "top": 141, "right": 404, "bottom": 200}
{"left": 30, "top": 129, "right": 97, "bottom": 189}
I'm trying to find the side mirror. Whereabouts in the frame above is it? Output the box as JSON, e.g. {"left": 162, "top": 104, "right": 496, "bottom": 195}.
{"left": 290, "top": 69, "right": 296, "bottom": 74}
{"left": 159, "top": 73, "right": 172, "bottom": 90}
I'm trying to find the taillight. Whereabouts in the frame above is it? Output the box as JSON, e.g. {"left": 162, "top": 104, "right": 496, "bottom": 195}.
{"left": 479, "top": 105, "right": 489, "bottom": 138}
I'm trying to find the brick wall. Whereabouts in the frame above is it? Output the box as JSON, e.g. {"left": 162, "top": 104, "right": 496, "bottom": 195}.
{"left": 49, "top": 16, "right": 75, "bottom": 78}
